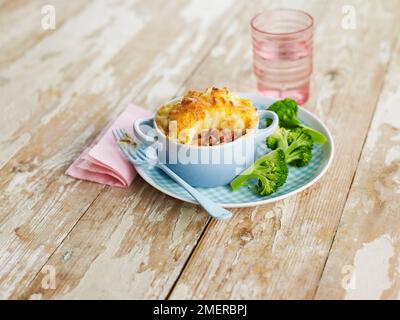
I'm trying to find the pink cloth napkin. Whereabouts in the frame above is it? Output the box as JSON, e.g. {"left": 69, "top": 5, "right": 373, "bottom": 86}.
{"left": 66, "top": 104, "right": 152, "bottom": 188}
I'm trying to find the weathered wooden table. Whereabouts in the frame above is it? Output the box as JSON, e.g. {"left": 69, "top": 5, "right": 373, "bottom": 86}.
{"left": 1, "top": 0, "right": 399, "bottom": 300}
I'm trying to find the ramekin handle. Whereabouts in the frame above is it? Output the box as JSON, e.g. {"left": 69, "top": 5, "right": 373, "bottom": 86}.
{"left": 133, "top": 117, "right": 156, "bottom": 145}
{"left": 255, "top": 110, "right": 279, "bottom": 140}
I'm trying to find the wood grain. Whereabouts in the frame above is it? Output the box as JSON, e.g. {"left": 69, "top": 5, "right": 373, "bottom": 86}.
{"left": 23, "top": 184, "right": 209, "bottom": 300}
{"left": 0, "top": 0, "right": 91, "bottom": 69}
{"left": 0, "top": 0, "right": 140, "bottom": 167}
{"left": 0, "top": 0, "right": 245, "bottom": 299}
{"left": 169, "top": 0, "right": 400, "bottom": 299}
{"left": 315, "top": 40, "right": 400, "bottom": 300}
{"left": 1, "top": 0, "right": 399, "bottom": 300}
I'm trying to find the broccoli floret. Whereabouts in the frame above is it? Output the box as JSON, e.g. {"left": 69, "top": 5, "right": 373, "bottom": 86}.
{"left": 268, "top": 98, "right": 301, "bottom": 129}
{"left": 230, "top": 149, "right": 288, "bottom": 196}
{"left": 268, "top": 98, "right": 327, "bottom": 144}
{"left": 267, "top": 128, "right": 313, "bottom": 167}
{"left": 266, "top": 126, "right": 290, "bottom": 150}
{"left": 286, "top": 145, "right": 312, "bottom": 167}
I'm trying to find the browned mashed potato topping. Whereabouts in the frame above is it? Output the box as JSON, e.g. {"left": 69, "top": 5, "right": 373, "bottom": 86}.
{"left": 155, "top": 87, "right": 258, "bottom": 146}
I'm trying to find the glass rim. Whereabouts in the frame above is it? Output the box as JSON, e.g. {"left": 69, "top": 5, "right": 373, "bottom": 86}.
{"left": 250, "top": 8, "right": 314, "bottom": 36}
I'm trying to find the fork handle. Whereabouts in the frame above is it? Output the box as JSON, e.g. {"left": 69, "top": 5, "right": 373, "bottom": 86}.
{"left": 156, "top": 163, "right": 232, "bottom": 220}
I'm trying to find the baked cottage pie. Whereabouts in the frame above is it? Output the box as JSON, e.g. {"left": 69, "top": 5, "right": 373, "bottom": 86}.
{"left": 155, "top": 87, "right": 259, "bottom": 146}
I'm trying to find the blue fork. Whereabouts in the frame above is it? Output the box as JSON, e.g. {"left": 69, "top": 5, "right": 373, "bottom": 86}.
{"left": 113, "top": 129, "right": 232, "bottom": 220}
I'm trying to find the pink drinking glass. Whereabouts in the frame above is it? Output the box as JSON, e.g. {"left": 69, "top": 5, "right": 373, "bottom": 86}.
{"left": 251, "top": 9, "right": 314, "bottom": 105}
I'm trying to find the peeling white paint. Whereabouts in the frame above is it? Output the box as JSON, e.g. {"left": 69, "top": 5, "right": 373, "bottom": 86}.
{"left": 0, "top": 133, "right": 31, "bottom": 169}
{"left": 4, "top": 170, "right": 34, "bottom": 194}
{"left": 315, "top": 73, "right": 336, "bottom": 117}
{"left": 393, "top": 168, "right": 400, "bottom": 193}
{"left": 248, "top": 206, "right": 258, "bottom": 222}
{"left": 391, "top": 132, "right": 400, "bottom": 141}
{"left": 170, "top": 283, "right": 190, "bottom": 299}
{"left": 211, "top": 46, "right": 226, "bottom": 57}
{"left": 385, "top": 145, "right": 400, "bottom": 166}
{"left": 379, "top": 41, "right": 391, "bottom": 65}
{"left": 366, "top": 87, "right": 400, "bottom": 156}
{"left": 133, "top": 32, "right": 192, "bottom": 108}
{"left": 347, "top": 193, "right": 376, "bottom": 215}
{"left": 231, "top": 277, "right": 264, "bottom": 299}
{"left": 0, "top": 245, "right": 45, "bottom": 299}
{"left": 145, "top": 81, "right": 178, "bottom": 108}
{"left": 3, "top": 156, "right": 40, "bottom": 194}
{"left": 89, "top": 67, "right": 115, "bottom": 95}
{"left": 171, "top": 204, "right": 198, "bottom": 243}
{"left": 225, "top": 39, "right": 244, "bottom": 65}
{"left": 1, "top": 0, "right": 144, "bottom": 154}
{"left": 28, "top": 293, "right": 43, "bottom": 300}
{"left": 271, "top": 198, "right": 297, "bottom": 253}
{"left": 57, "top": 188, "right": 190, "bottom": 299}
{"left": 61, "top": 206, "right": 155, "bottom": 299}
{"left": 210, "top": 20, "right": 239, "bottom": 60}
{"left": 265, "top": 210, "right": 275, "bottom": 219}
{"left": 180, "top": 0, "right": 234, "bottom": 29}
{"left": 136, "top": 0, "right": 238, "bottom": 108}
{"left": 345, "top": 234, "right": 394, "bottom": 300}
